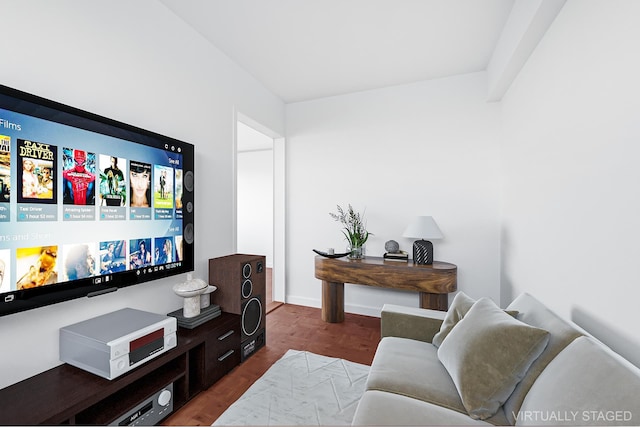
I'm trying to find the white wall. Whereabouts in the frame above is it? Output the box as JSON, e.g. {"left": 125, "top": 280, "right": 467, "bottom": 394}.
{"left": 501, "top": 0, "right": 640, "bottom": 363}
{"left": 285, "top": 72, "right": 502, "bottom": 315}
{"left": 0, "top": 0, "right": 284, "bottom": 389}
{"left": 237, "top": 149, "right": 274, "bottom": 267}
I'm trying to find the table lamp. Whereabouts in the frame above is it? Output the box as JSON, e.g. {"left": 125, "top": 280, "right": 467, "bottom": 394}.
{"left": 402, "top": 216, "right": 443, "bottom": 265}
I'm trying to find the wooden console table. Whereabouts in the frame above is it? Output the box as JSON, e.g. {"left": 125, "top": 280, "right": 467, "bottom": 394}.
{"left": 314, "top": 256, "right": 457, "bottom": 323}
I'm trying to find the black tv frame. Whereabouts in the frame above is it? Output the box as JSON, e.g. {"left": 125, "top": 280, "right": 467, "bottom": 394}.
{"left": 0, "top": 84, "right": 195, "bottom": 316}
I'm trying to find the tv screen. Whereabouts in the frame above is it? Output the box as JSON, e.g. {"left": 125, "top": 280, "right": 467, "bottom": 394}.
{"left": 0, "top": 85, "right": 194, "bottom": 316}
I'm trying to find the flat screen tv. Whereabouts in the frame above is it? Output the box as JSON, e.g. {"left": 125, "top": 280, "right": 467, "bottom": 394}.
{"left": 0, "top": 84, "right": 194, "bottom": 316}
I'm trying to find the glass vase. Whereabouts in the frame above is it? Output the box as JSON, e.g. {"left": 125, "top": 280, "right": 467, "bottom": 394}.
{"left": 348, "top": 245, "right": 365, "bottom": 259}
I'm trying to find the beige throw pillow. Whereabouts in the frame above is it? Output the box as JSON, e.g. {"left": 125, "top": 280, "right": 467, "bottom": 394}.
{"left": 431, "top": 291, "right": 475, "bottom": 347}
{"left": 437, "top": 298, "right": 550, "bottom": 420}
{"left": 432, "top": 292, "right": 519, "bottom": 348}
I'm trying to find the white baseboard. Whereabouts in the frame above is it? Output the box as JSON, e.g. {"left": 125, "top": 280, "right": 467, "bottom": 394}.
{"left": 344, "top": 303, "right": 381, "bottom": 318}
{"left": 284, "top": 295, "right": 381, "bottom": 318}
{"left": 285, "top": 295, "right": 320, "bottom": 308}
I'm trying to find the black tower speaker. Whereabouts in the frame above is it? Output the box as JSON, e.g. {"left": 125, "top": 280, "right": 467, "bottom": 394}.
{"left": 209, "top": 254, "right": 266, "bottom": 361}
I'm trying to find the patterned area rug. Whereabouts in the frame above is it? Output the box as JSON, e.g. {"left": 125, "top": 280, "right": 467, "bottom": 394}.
{"left": 212, "top": 350, "right": 370, "bottom": 426}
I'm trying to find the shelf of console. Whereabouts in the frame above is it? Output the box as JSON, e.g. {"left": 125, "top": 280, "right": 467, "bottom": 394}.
{"left": 0, "top": 312, "right": 240, "bottom": 425}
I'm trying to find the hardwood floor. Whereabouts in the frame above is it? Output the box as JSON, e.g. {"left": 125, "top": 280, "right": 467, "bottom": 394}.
{"left": 162, "top": 304, "right": 381, "bottom": 426}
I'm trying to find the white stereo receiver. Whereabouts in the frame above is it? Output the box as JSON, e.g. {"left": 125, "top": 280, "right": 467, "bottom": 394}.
{"left": 60, "top": 308, "right": 177, "bottom": 380}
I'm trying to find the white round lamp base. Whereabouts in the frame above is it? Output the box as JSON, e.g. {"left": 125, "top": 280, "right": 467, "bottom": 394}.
{"left": 173, "top": 274, "right": 209, "bottom": 319}
{"left": 182, "top": 295, "right": 202, "bottom": 318}
{"left": 200, "top": 285, "right": 217, "bottom": 309}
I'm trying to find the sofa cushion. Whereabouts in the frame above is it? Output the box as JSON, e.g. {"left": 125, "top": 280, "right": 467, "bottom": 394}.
{"left": 381, "top": 304, "right": 446, "bottom": 343}
{"left": 366, "top": 336, "right": 467, "bottom": 415}
{"left": 437, "top": 297, "right": 549, "bottom": 420}
{"left": 515, "top": 336, "right": 640, "bottom": 426}
{"left": 432, "top": 291, "right": 476, "bottom": 347}
{"left": 352, "top": 390, "right": 497, "bottom": 426}
{"left": 432, "top": 292, "right": 518, "bottom": 348}
{"left": 502, "top": 293, "right": 584, "bottom": 424}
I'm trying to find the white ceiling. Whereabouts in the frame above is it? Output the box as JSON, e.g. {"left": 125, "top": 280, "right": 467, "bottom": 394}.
{"left": 159, "top": 0, "right": 516, "bottom": 103}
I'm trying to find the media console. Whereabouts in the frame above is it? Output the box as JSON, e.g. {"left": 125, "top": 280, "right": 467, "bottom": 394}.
{"left": 0, "top": 312, "right": 240, "bottom": 425}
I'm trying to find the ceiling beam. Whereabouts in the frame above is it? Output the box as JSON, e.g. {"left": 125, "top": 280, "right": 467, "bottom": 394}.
{"left": 486, "top": 0, "right": 567, "bottom": 102}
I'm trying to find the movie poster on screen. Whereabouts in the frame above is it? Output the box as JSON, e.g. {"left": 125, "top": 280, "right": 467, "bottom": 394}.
{"left": 153, "top": 165, "right": 174, "bottom": 209}
{"left": 63, "top": 147, "right": 96, "bottom": 206}
{"left": 16, "top": 139, "right": 57, "bottom": 205}
{"left": 174, "top": 235, "right": 183, "bottom": 262}
{"left": 174, "top": 168, "right": 183, "bottom": 219}
{"left": 129, "top": 160, "right": 152, "bottom": 208}
{"left": 0, "top": 135, "right": 10, "bottom": 222}
{"left": 99, "top": 154, "right": 126, "bottom": 207}
{"left": 129, "top": 238, "right": 152, "bottom": 270}
{"left": 0, "top": 249, "right": 10, "bottom": 293}
{"left": 61, "top": 243, "right": 98, "bottom": 281}
{"left": 154, "top": 236, "right": 175, "bottom": 265}
{"left": 99, "top": 240, "right": 127, "bottom": 275}
{"left": 16, "top": 245, "right": 59, "bottom": 290}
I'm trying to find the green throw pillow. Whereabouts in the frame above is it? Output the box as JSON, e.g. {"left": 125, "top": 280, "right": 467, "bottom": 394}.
{"left": 437, "top": 298, "right": 550, "bottom": 420}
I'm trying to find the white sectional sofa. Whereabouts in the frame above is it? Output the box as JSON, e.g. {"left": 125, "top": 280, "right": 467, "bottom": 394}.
{"left": 352, "top": 293, "right": 640, "bottom": 426}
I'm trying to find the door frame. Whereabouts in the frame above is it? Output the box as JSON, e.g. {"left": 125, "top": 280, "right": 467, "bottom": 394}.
{"left": 233, "top": 110, "right": 285, "bottom": 303}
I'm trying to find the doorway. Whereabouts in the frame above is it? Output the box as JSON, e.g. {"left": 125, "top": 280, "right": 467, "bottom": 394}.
{"left": 235, "top": 115, "right": 285, "bottom": 313}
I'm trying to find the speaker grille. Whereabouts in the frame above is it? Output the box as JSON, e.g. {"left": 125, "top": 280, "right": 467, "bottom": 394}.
{"left": 242, "top": 297, "right": 262, "bottom": 337}
{"left": 241, "top": 279, "right": 252, "bottom": 299}
{"left": 242, "top": 263, "right": 251, "bottom": 278}
{"left": 184, "top": 171, "right": 194, "bottom": 192}
{"left": 184, "top": 223, "right": 194, "bottom": 244}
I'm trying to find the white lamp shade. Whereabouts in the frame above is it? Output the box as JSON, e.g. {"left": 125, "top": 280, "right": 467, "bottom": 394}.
{"left": 402, "top": 216, "right": 443, "bottom": 240}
